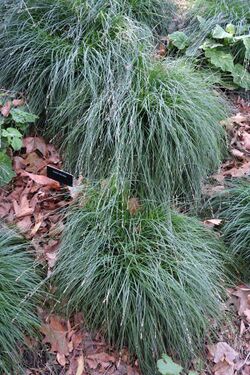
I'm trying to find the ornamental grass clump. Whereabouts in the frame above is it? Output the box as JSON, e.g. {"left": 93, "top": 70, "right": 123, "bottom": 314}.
{"left": 208, "top": 178, "right": 250, "bottom": 264}
{"left": 54, "top": 184, "right": 228, "bottom": 373}
{"left": 54, "top": 58, "right": 229, "bottom": 201}
{"left": 0, "top": 225, "right": 41, "bottom": 374}
{"left": 0, "top": 0, "right": 154, "bottom": 114}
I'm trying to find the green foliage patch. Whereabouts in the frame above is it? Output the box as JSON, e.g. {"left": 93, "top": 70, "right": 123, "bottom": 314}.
{"left": 0, "top": 92, "right": 38, "bottom": 186}
{"left": 54, "top": 183, "right": 228, "bottom": 373}
{"left": 169, "top": 22, "right": 250, "bottom": 90}
{"left": 0, "top": 225, "right": 41, "bottom": 374}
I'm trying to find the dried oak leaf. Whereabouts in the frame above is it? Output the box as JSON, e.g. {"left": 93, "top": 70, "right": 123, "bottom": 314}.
{"left": 208, "top": 342, "right": 238, "bottom": 364}
{"left": 41, "top": 315, "right": 69, "bottom": 356}
{"left": 1, "top": 100, "right": 11, "bottom": 117}
{"left": 232, "top": 286, "right": 250, "bottom": 316}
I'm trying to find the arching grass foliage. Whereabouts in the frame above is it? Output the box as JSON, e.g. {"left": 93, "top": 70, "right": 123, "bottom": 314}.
{"left": 53, "top": 183, "right": 228, "bottom": 373}
{"left": 55, "top": 58, "right": 229, "bottom": 201}
{"left": 0, "top": 225, "right": 41, "bottom": 374}
{"left": 208, "top": 178, "right": 250, "bottom": 273}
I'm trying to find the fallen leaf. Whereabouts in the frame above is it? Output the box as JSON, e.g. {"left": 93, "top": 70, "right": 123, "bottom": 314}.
{"left": 12, "top": 98, "right": 25, "bottom": 107}
{"left": 13, "top": 195, "right": 35, "bottom": 218}
{"left": 1, "top": 100, "right": 11, "bottom": 117}
{"left": 208, "top": 342, "right": 238, "bottom": 364}
{"left": 127, "top": 197, "right": 140, "bottom": 215}
{"left": 203, "top": 219, "right": 222, "bottom": 228}
{"left": 76, "top": 355, "right": 84, "bottom": 375}
{"left": 232, "top": 287, "right": 250, "bottom": 315}
{"left": 41, "top": 315, "right": 69, "bottom": 356}
{"left": 213, "top": 360, "right": 234, "bottom": 375}
{"left": 20, "top": 170, "right": 60, "bottom": 189}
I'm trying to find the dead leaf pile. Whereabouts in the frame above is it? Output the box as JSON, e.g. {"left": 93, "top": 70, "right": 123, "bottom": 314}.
{"left": 0, "top": 136, "right": 70, "bottom": 271}
{"left": 214, "top": 112, "right": 250, "bottom": 183}
{"left": 37, "top": 313, "right": 140, "bottom": 375}
{"left": 206, "top": 285, "right": 250, "bottom": 375}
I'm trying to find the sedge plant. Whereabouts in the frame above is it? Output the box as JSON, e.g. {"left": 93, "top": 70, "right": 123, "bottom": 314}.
{"left": 54, "top": 58, "right": 229, "bottom": 202}
{"left": 0, "top": 0, "right": 154, "bottom": 114}
{"left": 0, "top": 225, "right": 41, "bottom": 374}
{"left": 53, "top": 182, "right": 229, "bottom": 373}
{"left": 208, "top": 178, "right": 250, "bottom": 275}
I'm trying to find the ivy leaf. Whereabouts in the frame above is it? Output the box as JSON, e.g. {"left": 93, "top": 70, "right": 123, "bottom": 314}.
{"left": 225, "top": 23, "right": 236, "bottom": 36}
{"left": 157, "top": 354, "right": 183, "bottom": 375}
{"left": 0, "top": 151, "right": 16, "bottom": 186}
{"left": 232, "top": 64, "right": 250, "bottom": 90}
{"left": 212, "top": 25, "right": 233, "bottom": 39}
{"left": 169, "top": 31, "right": 189, "bottom": 50}
{"left": 10, "top": 108, "right": 38, "bottom": 124}
{"left": 205, "top": 49, "right": 235, "bottom": 72}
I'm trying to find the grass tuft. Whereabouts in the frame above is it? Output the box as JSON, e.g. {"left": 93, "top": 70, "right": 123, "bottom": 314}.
{"left": 53, "top": 183, "right": 228, "bottom": 373}
{"left": 54, "top": 58, "right": 229, "bottom": 201}
{"left": 208, "top": 178, "right": 250, "bottom": 271}
{"left": 0, "top": 225, "right": 41, "bottom": 374}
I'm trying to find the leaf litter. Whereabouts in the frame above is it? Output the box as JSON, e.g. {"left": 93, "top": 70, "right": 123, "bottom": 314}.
{"left": 0, "top": 135, "right": 140, "bottom": 374}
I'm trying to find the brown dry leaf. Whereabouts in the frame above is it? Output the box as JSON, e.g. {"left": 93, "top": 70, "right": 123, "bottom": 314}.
{"left": 203, "top": 219, "right": 222, "bottom": 228}
{"left": 12, "top": 98, "right": 25, "bottom": 107}
{"left": 57, "top": 353, "right": 66, "bottom": 367}
{"left": 21, "top": 170, "right": 60, "bottom": 189}
{"left": 41, "top": 315, "right": 69, "bottom": 356}
{"left": 213, "top": 360, "right": 234, "bottom": 375}
{"left": 231, "top": 148, "right": 245, "bottom": 159}
{"left": 233, "top": 113, "right": 250, "bottom": 124}
{"left": 1, "top": 100, "right": 11, "bottom": 117}
{"left": 13, "top": 195, "right": 35, "bottom": 218}
{"left": 86, "top": 352, "right": 116, "bottom": 370}
{"left": 76, "top": 355, "right": 85, "bottom": 375}
{"left": 208, "top": 342, "right": 238, "bottom": 364}
{"left": 232, "top": 286, "right": 250, "bottom": 315}
{"left": 127, "top": 198, "right": 140, "bottom": 215}
{"left": 23, "top": 137, "right": 47, "bottom": 156}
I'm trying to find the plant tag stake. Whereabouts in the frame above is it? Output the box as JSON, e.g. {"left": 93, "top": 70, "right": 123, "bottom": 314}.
{"left": 47, "top": 165, "right": 73, "bottom": 187}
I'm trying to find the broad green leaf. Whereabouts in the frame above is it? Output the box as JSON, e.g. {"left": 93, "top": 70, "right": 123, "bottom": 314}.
{"left": 0, "top": 151, "right": 15, "bottom": 186}
{"left": 169, "top": 31, "right": 189, "bottom": 50}
{"left": 189, "top": 372, "right": 198, "bottom": 375}
{"left": 10, "top": 108, "right": 38, "bottom": 124}
{"left": 212, "top": 25, "right": 233, "bottom": 39}
{"left": 2, "top": 127, "right": 22, "bottom": 138}
{"left": 205, "top": 49, "right": 235, "bottom": 72}
{"left": 200, "top": 39, "right": 223, "bottom": 50}
{"left": 157, "top": 354, "right": 183, "bottom": 375}
{"left": 226, "top": 23, "right": 236, "bottom": 35}
{"left": 232, "top": 64, "right": 250, "bottom": 90}
{"left": 10, "top": 137, "right": 23, "bottom": 151}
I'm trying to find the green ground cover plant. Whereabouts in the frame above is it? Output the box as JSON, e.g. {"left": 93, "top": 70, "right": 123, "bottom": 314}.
{"left": 208, "top": 178, "right": 250, "bottom": 273}
{"left": 0, "top": 92, "right": 38, "bottom": 186}
{"left": 54, "top": 182, "right": 228, "bottom": 373}
{"left": 169, "top": 22, "right": 250, "bottom": 89}
{"left": 0, "top": 225, "right": 41, "bottom": 374}
{"left": 179, "top": 0, "right": 250, "bottom": 69}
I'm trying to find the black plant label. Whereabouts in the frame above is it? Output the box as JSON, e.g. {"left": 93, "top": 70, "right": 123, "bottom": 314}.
{"left": 47, "top": 165, "right": 73, "bottom": 187}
